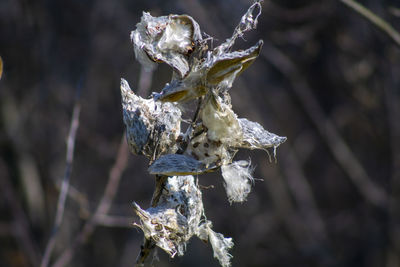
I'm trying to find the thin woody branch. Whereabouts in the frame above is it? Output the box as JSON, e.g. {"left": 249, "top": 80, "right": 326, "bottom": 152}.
{"left": 41, "top": 100, "right": 81, "bottom": 267}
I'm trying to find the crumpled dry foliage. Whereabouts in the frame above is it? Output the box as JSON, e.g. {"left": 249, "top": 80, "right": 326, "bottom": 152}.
{"left": 121, "top": 1, "right": 286, "bottom": 266}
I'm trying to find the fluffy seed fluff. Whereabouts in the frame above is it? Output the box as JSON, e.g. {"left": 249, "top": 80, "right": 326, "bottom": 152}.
{"left": 221, "top": 160, "right": 255, "bottom": 204}
{"left": 157, "top": 18, "right": 193, "bottom": 53}
{"left": 200, "top": 95, "right": 242, "bottom": 146}
{"left": 197, "top": 221, "right": 234, "bottom": 267}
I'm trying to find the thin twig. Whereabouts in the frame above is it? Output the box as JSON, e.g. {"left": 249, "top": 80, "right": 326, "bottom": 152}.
{"left": 0, "top": 159, "right": 41, "bottom": 267}
{"left": 339, "top": 0, "right": 400, "bottom": 47}
{"left": 51, "top": 134, "right": 129, "bottom": 267}
{"left": 41, "top": 102, "right": 81, "bottom": 267}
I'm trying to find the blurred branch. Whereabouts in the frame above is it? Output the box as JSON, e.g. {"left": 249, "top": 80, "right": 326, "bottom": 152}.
{"left": 0, "top": 222, "right": 13, "bottom": 236}
{"left": 260, "top": 163, "right": 305, "bottom": 247}
{"left": 63, "top": 185, "right": 90, "bottom": 219}
{"left": 261, "top": 41, "right": 388, "bottom": 208}
{"left": 137, "top": 67, "right": 154, "bottom": 97}
{"left": 95, "top": 214, "right": 134, "bottom": 228}
{"left": 384, "top": 66, "right": 400, "bottom": 266}
{"left": 51, "top": 133, "right": 129, "bottom": 267}
{"left": 41, "top": 101, "right": 81, "bottom": 267}
{"left": 0, "top": 55, "right": 3, "bottom": 79}
{"left": 0, "top": 159, "right": 41, "bottom": 267}
{"left": 339, "top": 0, "right": 400, "bottom": 47}
{"left": 266, "top": 1, "right": 332, "bottom": 22}
{"left": 280, "top": 144, "right": 328, "bottom": 242}
{"left": 388, "top": 6, "right": 400, "bottom": 18}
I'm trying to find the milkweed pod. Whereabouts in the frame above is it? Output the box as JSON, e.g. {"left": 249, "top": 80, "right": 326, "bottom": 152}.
{"left": 238, "top": 118, "right": 287, "bottom": 158}
{"left": 148, "top": 154, "right": 207, "bottom": 176}
{"left": 153, "top": 71, "right": 207, "bottom": 103}
{"left": 207, "top": 40, "right": 263, "bottom": 88}
{"left": 131, "top": 12, "right": 203, "bottom": 78}
{"left": 120, "top": 79, "right": 181, "bottom": 158}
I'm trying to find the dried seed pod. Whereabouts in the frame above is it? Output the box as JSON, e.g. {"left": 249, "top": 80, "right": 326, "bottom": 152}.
{"left": 153, "top": 41, "right": 263, "bottom": 103}
{"left": 131, "top": 12, "right": 202, "bottom": 78}
{"left": 237, "top": 118, "right": 287, "bottom": 155}
{"left": 206, "top": 40, "right": 263, "bottom": 88}
{"left": 120, "top": 78, "right": 181, "bottom": 158}
{"left": 133, "top": 175, "right": 204, "bottom": 257}
{"left": 153, "top": 69, "right": 208, "bottom": 103}
{"left": 185, "top": 130, "right": 231, "bottom": 167}
{"left": 127, "top": 2, "right": 287, "bottom": 266}
{"left": 148, "top": 154, "right": 207, "bottom": 175}
{"left": 214, "top": 0, "right": 262, "bottom": 55}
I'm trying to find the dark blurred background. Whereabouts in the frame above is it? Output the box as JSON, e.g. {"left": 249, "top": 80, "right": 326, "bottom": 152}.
{"left": 1, "top": 0, "right": 399, "bottom": 266}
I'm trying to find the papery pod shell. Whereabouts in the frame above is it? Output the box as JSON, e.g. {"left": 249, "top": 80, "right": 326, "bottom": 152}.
{"left": 148, "top": 154, "right": 208, "bottom": 175}
{"left": 238, "top": 118, "right": 287, "bottom": 151}
{"left": 207, "top": 40, "right": 263, "bottom": 86}
{"left": 120, "top": 79, "right": 181, "bottom": 158}
{"left": 131, "top": 12, "right": 202, "bottom": 78}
